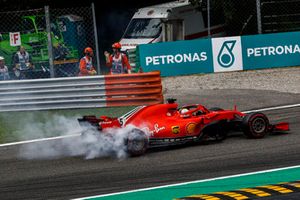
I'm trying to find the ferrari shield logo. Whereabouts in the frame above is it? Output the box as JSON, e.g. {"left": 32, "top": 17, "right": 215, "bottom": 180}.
{"left": 172, "top": 126, "right": 180, "bottom": 134}
{"left": 186, "top": 123, "right": 196, "bottom": 134}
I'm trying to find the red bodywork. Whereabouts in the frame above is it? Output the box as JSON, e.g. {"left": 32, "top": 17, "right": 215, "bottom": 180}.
{"left": 89, "top": 102, "right": 284, "bottom": 142}
{"left": 78, "top": 102, "right": 289, "bottom": 152}
{"left": 79, "top": 102, "right": 290, "bottom": 150}
{"left": 99, "top": 103, "right": 244, "bottom": 138}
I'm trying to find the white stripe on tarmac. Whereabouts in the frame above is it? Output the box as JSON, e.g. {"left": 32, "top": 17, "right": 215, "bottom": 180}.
{"left": 0, "top": 134, "right": 80, "bottom": 147}
{"left": 72, "top": 165, "right": 300, "bottom": 200}
{"left": 0, "top": 103, "right": 299, "bottom": 148}
{"left": 243, "top": 103, "right": 300, "bottom": 113}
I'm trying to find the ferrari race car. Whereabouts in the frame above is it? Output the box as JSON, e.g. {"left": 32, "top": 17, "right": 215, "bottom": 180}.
{"left": 78, "top": 99, "right": 289, "bottom": 156}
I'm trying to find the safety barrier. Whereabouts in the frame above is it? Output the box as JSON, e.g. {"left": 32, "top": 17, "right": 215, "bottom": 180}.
{"left": 138, "top": 31, "right": 300, "bottom": 76}
{"left": 0, "top": 71, "right": 163, "bottom": 112}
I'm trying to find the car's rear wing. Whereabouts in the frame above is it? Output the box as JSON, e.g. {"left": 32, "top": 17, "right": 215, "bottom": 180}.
{"left": 78, "top": 116, "right": 102, "bottom": 130}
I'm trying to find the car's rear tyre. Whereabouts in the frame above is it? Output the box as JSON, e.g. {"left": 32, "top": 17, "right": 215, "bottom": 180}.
{"left": 127, "top": 129, "right": 148, "bottom": 156}
{"left": 209, "top": 107, "right": 224, "bottom": 111}
{"left": 243, "top": 112, "right": 269, "bottom": 138}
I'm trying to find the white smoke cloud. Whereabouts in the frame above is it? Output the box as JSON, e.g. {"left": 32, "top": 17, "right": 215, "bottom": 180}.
{"left": 15, "top": 114, "right": 81, "bottom": 141}
{"left": 18, "top": 115, "right": 142, "bottom": 160}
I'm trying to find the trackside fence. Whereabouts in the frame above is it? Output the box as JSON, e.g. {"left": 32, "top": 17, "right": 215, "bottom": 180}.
{"left": 0, "top": 71, "right": 163, "bottom": 112}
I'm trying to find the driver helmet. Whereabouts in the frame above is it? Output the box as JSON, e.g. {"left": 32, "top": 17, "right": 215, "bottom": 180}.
{"left": 180, "top": 108, "right": 189, "bottom": 114}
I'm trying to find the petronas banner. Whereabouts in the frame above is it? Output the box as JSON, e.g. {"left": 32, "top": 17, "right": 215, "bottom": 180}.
{"left": 242, "top": 32, "right": 300, "bottom": 70}
{"left": 138, "top": 38, "right": 213, "bottom": 76}
{"left": 138, "top": 31, "right": 300, "bottom": 76}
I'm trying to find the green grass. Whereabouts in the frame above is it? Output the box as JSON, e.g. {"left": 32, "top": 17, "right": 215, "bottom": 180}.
{"left": 0, "top": 107, "right": 134, "bottom": 144}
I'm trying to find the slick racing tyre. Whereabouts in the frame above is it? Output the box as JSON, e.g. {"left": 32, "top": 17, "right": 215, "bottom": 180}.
{"left": 243, "top": 112, "right": 269, "bottom": 139}
{"left": 127, "top": 129, "right": 148, "bottom": 156}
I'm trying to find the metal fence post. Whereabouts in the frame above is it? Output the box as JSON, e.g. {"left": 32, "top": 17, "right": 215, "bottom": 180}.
{"left": 45, "top": 5, "right": 55, "bottom": 78}
{"left": 91, "top": 3, "right": 101, "bottom": 75}
{"left": 256, "top": 0, "right": 262, "bottom": 34}
{"left": 207, "top": 0, "right": 211, "bottom": 37}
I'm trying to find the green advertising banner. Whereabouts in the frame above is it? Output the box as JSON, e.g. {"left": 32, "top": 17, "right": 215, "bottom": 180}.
{"left": 242, "top": 31, "right": 300, "bottom": 70}
{"left": 138, "top": 31, "right": 300, "bottom": 76}
{"left": 138, "top": 39, "right": 213, "bottom": 76}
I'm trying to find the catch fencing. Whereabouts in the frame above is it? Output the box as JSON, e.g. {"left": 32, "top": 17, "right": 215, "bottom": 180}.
{"left": 0, "top": 4, "right": 99, "bottom": 80}
{"left": 261, "top": 0, "right": 300, "bottom": 33}
{"left": 190, "top": 0, "right": 300, "bottom": 36}
{"left": 0, "top": 71, "right": 163, "bottom": 112}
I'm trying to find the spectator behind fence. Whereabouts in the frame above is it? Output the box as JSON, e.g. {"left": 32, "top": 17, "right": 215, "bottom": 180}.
{"left": 13, "top": 46, "right": 34, "bottom": 79}
{"left": 104, "top": 42, "right": 131, "bottom": 74}
{"left": 78, "top": 47, "right": 97, "bottom": 76}
{"left": 0, "top": 56, "right": 10, "bottom": 80}
{"left": 54, "top": 43, "right": 69, "bottom": 60}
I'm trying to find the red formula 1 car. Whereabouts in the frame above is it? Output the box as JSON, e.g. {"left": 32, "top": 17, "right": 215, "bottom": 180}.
{"left": 78, "top": 99, "right": 289, "bottom": 156}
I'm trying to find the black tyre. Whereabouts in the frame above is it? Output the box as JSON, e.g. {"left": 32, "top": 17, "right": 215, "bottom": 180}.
{"left": 127, "top": 129, "right": 148, "bottom": 156}
{"left": 209, "top": 107, "right": 224, "bottom": 111}
{"left": 243, "top": 112, "right": 269, "bottom": 138}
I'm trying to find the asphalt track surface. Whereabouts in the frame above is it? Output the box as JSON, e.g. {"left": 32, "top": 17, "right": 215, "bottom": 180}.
{"left": 0, "top": 106, "right": 300, "bottom": 199}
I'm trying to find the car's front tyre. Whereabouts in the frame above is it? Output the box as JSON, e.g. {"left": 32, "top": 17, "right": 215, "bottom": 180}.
{"left": 243, "top": 112, "right": 269, "bottom": 138}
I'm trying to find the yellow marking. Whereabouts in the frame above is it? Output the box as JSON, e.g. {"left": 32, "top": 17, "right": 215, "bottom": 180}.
{"left": 239, "top": 188, "right": 271, "bottom": 197}
{"left": 190, "top": 194, "right": 220, "bottom": 200}
{"left": 258, "top": 185, "right": 293, "bottom": 193}
{"left": 288, "top": 183, "right": 300, "bottom": 188}
{"left": 176, "top": 181, "right": 300, "bottom": 200}
{"left": 215, "top": 192, "right": 248, "bottom": 200}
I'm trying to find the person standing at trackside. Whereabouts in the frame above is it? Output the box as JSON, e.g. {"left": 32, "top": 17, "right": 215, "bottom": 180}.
{"left": 78, "top": 47, "right": 97, "bottom": 76}
{"left": 13, "top": 46, "right": 34, "bottom": 79}
{"left": 0, "top": 56, "right": 10, "bottom": 80}
{"left": 104, "top": 42, "right": 131, "bottom": 74}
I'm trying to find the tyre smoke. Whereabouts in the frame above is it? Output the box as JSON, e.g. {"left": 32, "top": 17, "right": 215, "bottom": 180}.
{"left": 18, "top": 115, "right": 138, "bottom": 160}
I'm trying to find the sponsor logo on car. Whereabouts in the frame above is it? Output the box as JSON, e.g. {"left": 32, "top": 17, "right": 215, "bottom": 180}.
{"left": 186, "top": 123, "right": 197, "bottom": 134}
{"left": 99, "top": 121, "right": 113, "bottom": 124}
{"left": 171, "top": 126, "right": 180, "bottom": 134}
{"left": 142, "top": 123, "right": 166, "bottom": 136}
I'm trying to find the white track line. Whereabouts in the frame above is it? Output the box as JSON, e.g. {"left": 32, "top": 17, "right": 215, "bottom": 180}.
{"left": 0, "top": 103, "right": 299, "bottom": 148}
{"left": 72, "top": 165, "right": 300, "bottom": 200}
{"left": 0, "top": 134, "right": 80, "bottom": 147}
{"left": 243, "top": 103, "right": 300, "bottom": 113}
